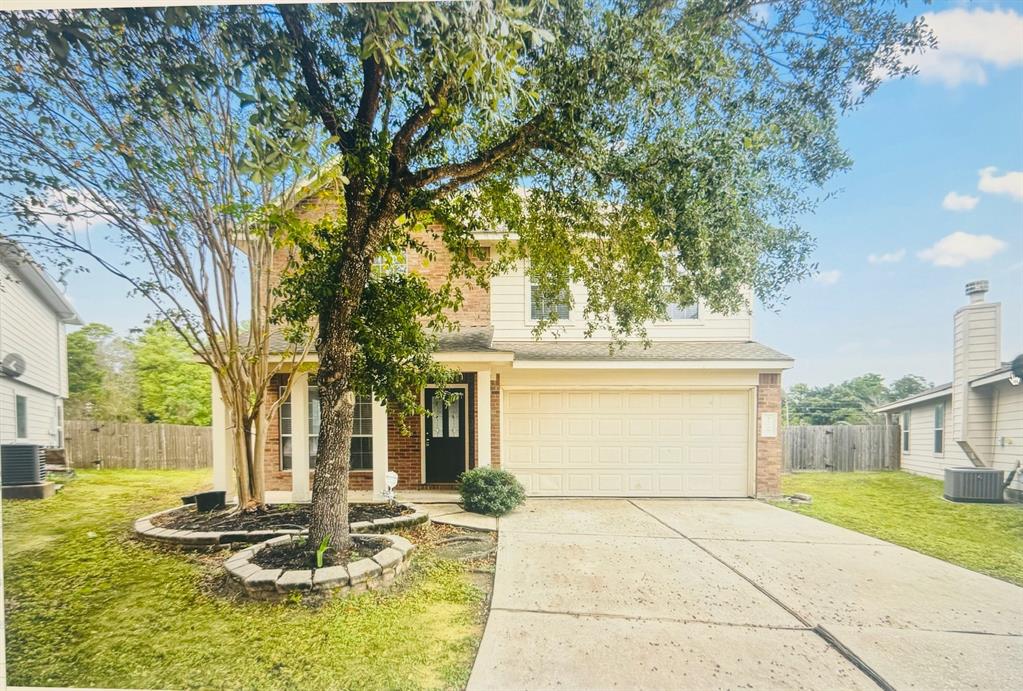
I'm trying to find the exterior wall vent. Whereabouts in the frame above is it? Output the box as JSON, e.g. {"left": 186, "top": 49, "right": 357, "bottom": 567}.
{"left": 944, "top": 467, "right": 1004, "bottom": 503}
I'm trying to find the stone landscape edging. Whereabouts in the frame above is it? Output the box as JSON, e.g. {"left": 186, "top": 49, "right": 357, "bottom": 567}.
{"left": 225, "top": 533, "right": 415, "bottom": 600}
{"left": 133, "top": 503, "right": 429, "bottom": 547}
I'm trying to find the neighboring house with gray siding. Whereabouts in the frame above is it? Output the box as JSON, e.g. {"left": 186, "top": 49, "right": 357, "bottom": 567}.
{"left": 876, "top": 281, "right": 1022, "bottom": 497}
{"left": 0, "top": 240, "right": 80, "bottom": 449}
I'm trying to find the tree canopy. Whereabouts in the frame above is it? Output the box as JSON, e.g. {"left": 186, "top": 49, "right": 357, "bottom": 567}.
{"left": 786, "top": 373, "right": 932, "bottom": 425}
{"left": 0, "top": 1, "right": 933, "bottom": 548}
{"left": 65, "top": 322, "right": 212, "bottom": 426}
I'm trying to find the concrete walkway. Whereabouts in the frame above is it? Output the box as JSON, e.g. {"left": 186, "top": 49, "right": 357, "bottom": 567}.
{"left": 468, "top": 498, "right": 1023, "bottom": 690}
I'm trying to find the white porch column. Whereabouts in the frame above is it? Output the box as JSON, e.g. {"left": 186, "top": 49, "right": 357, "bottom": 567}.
{"left": 211, "top": 373, "right": 232, "bottom": 495}
{"left": 371, "top": 395, "right": 389, "bottom": 497}
{"left": 291, "top": 371, "right": 311, "bottom": 502}
{"left": 476, "top": 369, "right": 491, "bottom": 467}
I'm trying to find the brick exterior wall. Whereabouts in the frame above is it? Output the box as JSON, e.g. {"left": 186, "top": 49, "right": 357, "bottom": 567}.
{"left": 756, "top": 372, "right": 783, "bottom": 497}
{"left": 388, "top": 409, "right": 423, "bottom": 487}
{"left": 491, "top": 374, "right": 501, "bottom": 469}
{"left": 409, "top": 225, "right": 491, "bottom": 327}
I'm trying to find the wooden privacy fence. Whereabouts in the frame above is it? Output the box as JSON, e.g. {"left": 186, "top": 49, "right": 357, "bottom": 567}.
{"left": 65, "top": 420, "right": 213, "bottom": 470}
{"left": 784, "top": 424, "right": 900, "bottom": 472}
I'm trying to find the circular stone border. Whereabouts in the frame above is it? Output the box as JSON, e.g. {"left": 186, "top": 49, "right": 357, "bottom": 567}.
{"left": 225, "top": 533, "right": 414, "bottom": 600}
{"left": 133, "top": 503, "right": 429, "bottom": 548}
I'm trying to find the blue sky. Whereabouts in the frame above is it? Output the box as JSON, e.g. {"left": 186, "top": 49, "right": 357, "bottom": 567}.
{"left": 51, "top": 1, "right": 1023, "bottom": 388}
{"left": 757, "top": 2, "right": 1023, "bottom": 386}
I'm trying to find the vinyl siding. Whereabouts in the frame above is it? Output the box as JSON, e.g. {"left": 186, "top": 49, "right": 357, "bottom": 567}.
{"left": 990, "top": 381, "right": 1023, "bottom": 494}
{"left": 900, "top": 382, "right": 1023, "bottom": 494}
{"left": 1, "top": 259, "right": 69, "bottom": 447}
{"left": 900, "top": 398, "right": 970, "bottom": 479}
{"left": 0, "top": 261, "right": 67, "bottom": 397}
{"left": 490, "top": 260, "right": 752, "bottom": 342}
{"left": 0, "top": 379, "right": 61, "bottom": 446}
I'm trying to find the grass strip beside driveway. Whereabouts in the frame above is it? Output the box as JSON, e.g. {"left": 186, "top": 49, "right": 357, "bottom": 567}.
{"left": 776, "top": 471, "right": 1023, "bottom": 586}
{"left": 2, "top": 469, "right": 485, "bottom": 690}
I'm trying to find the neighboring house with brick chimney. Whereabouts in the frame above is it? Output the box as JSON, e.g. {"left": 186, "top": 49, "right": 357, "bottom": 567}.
{"left": 210, "top": 201, "right": 793, "bottom": 501}
{"left": 876, "top": 281, "right": 1022, "bottom": 499}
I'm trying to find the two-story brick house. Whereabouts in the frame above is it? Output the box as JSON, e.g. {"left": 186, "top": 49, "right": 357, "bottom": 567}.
{"left": 211, "top": 213, "right": 793, "bottom": 501}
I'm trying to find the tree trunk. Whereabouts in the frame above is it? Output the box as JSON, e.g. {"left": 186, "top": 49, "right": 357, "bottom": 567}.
{"left": 307, "top": 256, "right": 373, "bottom": 551}
{"left": 225, "top": 389, "right": 267, "bottom": 508}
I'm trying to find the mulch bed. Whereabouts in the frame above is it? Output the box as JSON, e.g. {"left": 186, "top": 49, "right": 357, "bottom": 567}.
{"left": 153, "top": 503, "right": 413, "bottom": 533}
{"left": 251, "top": 536, "right": 392, "bottom": 571}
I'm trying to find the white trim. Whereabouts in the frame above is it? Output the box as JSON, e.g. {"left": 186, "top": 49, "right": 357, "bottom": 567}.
{"left": 510, "top": 359, "right": 793, "bottom": 370}
{"left": 476, "top": 370, "right": 491, "bottom": 468}
{"left": 502, "top": 383, "right": 766, "bottom": 391}
{"left": 433, "top": 352, "right": 514, "bottom": 363}
{"left": 371, "top": 395, "right": 388, "bottom": 497}
{"left": 970, "top": 369, "right": 1016, "bottom": 388}
{"left": 875, "top": 387, "right": 952, "bottom": 412}
{"left": 211, "top": 374, "right": 231, "bottom": 494}
{"left": 291, "top": 372, "right": 311, "bottom": 502}
{"left": 526, "top": 280, "right": 572, "bottom": 325}
{"left": 748, "top": 387, "right": 757, "bottom": 497}
{"left": 272, "top": 351, "right": 515, "bottom": 364}
{"left": 420, "top": 383, "right": 470, "bottom": 484}
{"left": 933, "top": 401, "right": 945, "bottom": 457}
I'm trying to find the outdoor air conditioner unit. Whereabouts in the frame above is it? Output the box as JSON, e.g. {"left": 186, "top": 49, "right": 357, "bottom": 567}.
{"left": 1, "top": 444, "right": 46, "bottom": 485}
{"left": 944, "top": 467, "right": 1004, "bottom": 503}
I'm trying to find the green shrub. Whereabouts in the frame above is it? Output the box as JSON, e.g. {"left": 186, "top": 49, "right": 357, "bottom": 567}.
{"left": 458, "top": 467, "right": 525, "bottom": 516}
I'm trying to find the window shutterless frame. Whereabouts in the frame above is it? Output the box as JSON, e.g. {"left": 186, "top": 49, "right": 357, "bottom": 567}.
{"left": 15, "top": 394, "right": 27, "bottom": 439}
{"left": 528, "top": 282, "right": 570, "bottom": 321}
{"left": 280, "top": 385, "right": 373, "bottom": 471}
{"left": 933, "top": 403, "right": 945, "bottom": 455}
{"left": 901, "top": 411, "right": 910, "bottom": 452}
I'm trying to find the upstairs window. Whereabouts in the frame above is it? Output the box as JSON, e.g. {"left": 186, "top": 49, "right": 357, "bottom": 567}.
{"left": 901, "top": 411, "right": 910, "bottom": 451}
{"left": 530, "top": 283, "right": 570, "bottom": 321}
{"left": 667, "top": 302, "right": 699, "bottom": 320}
{"left": 373, "top": 250, "right": 408, "bottom": 275}
{"left": 933, "top": 403, "right": 945, "bottom": 454}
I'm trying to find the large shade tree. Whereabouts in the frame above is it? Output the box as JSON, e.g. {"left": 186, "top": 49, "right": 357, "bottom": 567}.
{"left": 1, "top": 1, "right": 931, "bottom": 551}
{"left": 0, "top": 9, "right": 320, "bottom": 506}
{"left": 262, "top": 0, "right": 931, "bottom": 550}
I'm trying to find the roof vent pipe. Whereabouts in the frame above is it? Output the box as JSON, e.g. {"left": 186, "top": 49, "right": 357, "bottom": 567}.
{"left": 965, "top": 280, "right": 989, "bottom": 303}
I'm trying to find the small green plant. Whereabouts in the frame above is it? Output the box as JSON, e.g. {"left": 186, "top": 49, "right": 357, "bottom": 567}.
{"left": 458, "top": 467, "right": 526, "bottom": 517}
{"left": 315, "top": 534, "right": 330, "bottom": 568}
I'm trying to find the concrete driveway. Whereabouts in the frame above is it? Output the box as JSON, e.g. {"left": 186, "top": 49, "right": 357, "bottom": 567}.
{"left": 468, "top": 499, "right": 1023, "bottom": 690}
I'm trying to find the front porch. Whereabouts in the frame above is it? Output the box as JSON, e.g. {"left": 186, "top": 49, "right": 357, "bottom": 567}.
{"left": 211, "top": 356, "right": 508, "bottom": 502}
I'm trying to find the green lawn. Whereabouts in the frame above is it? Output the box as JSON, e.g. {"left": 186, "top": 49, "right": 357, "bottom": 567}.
{"left": 2, "top": 470, "right": 485, "bottom": 690}
{"left": 777, "top": 471, "right": 1023, "bottom": 586}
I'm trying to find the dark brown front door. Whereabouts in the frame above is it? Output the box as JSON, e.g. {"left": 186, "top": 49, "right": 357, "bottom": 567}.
{"left": 424, "top": 387, "right": 466, "bottom": 483}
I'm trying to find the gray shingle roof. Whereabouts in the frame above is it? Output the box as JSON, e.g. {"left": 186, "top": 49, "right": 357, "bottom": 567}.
{"left": 269, "top": 325, "right": 790, "bottom": 363}
{"left": 269, "top": 326, "right": 499, "bottom": 354}
{"left": 490, "top": 339, "right": 791, "bottom": 361}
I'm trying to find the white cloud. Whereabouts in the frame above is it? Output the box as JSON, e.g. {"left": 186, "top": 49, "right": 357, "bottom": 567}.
{"left": 917, "top": 231, "right": 1007, "bottom": 267}
{"left": 903, "top": 8, "right": 1023, "bottom": 87}
{"left": 942, "top": 191, "right": 979, "bottom": 211}
{"left": 813, "top": 269, "right": 841, "bottom": 285}
{"left": 868, "top": 249, "right": 906, "bottom": 264}
{"left": 24, "top": 188, "right": 107, "bottom": 234}
{"left": 978, "top": 167, "right": 1023, "bottom": 201}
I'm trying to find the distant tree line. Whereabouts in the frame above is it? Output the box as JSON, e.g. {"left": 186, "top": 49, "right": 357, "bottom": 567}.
{"left": 67, "top": 321, "right": 211, "bottom": 426}
{"left": 785, "top": 373, "right": 931, "bottom": 426}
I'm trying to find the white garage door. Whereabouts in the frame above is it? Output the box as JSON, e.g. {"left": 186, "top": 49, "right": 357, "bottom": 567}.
{"left": 503, "top": 389, "right": 751, "bottom": 497}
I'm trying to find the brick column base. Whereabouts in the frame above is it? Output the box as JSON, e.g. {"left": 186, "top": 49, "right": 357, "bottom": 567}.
{"left": 756, "top": 372, "right": 782, "bottom": 498}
